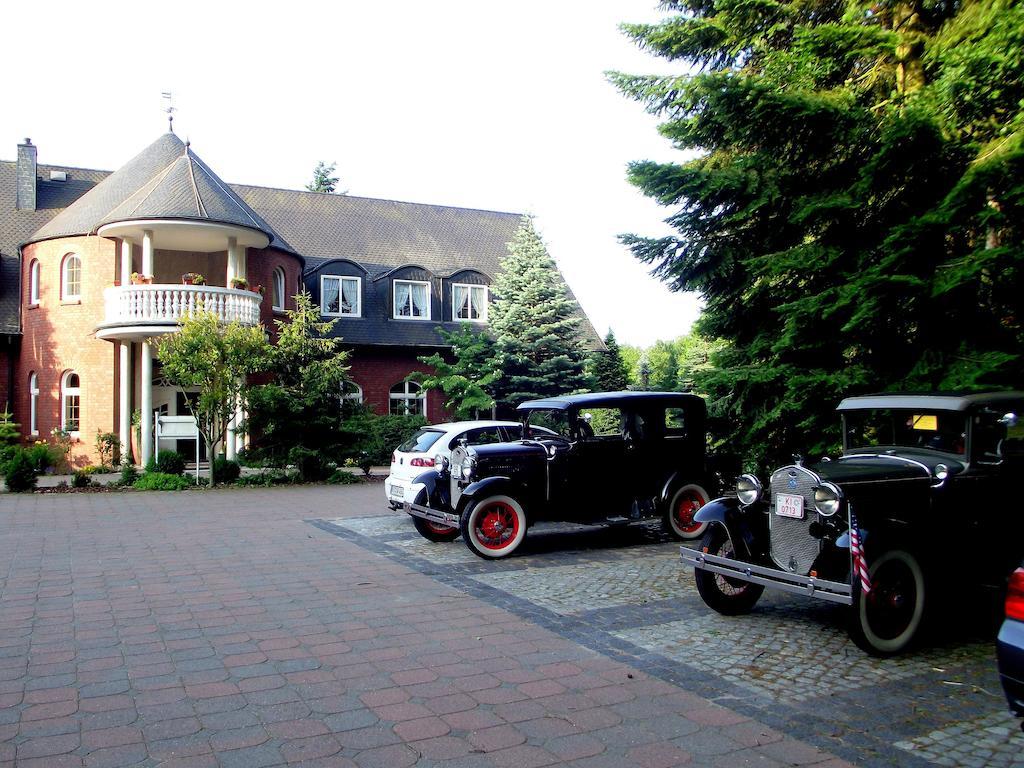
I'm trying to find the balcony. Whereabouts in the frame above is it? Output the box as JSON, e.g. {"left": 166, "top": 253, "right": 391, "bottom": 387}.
{"left": 95, "top": 284, "right": 262, "bottom": 341}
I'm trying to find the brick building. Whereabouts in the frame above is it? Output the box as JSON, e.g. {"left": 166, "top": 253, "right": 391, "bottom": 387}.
{"left": 0, "top": 133, "right": 598, "bottom": 466}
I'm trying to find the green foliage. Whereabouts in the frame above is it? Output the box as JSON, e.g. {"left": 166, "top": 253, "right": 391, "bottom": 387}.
{"left": 119, "top": 459, "right": 139, "bottom": 487}
{"left": 287, "top": 446, "right": 332, "bottom": 482}
{"left": 416, "top": 324, "right": 499, "bottom": 419}
{"left": 148, "top": 450, "right": 186, "bottom": 476}
{"left": 133, "top": 472, "right": 192, "bottom": 491}
{"left": 26, "top": 442, "right": 62, "bottom": 474}
{"left": 235, "top": 469, "right": 294, "bottom": 486}
{"left": 339, "top": 408, "right": 427, "bottom": 473}
{"left": 212, "top": 457, "right": 241, "bottom": 484}
{"left": 306, "top": 161, "right": 345, "bottom": 194}
{"left": 71, "top": 469, "right": 93, "bottom": 488}
{"left": 157, "top": 310, "right": 270, "bottom": 485}
{"left": 2, "top": 449, "right": 37, "bottom": 492}
{"left": 0, "top": 410, "right": 20, "bottom": 448}
{"left": 244, "top": 293, "right": 351, "bottom": 471}
{"left": 327, "top": 469, "right": 361, "bottom": 485}
{"left": 94, "top": 431, "right": 120, "bottom": 470}
{"left": 614, "top": 0, "right": 1024, "bottom": 468}
{"left": 588, "top": 331, "right": 631, "bottom": 391}
{"left": 489, "top": 219, "right": 590, "bottom": 409}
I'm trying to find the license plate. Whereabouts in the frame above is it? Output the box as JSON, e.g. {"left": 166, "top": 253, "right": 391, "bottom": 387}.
{"left": 393, "top": 486, "right": 404, "bottom": 499}
{"left": 775, "top": 493, "right": 804, "bottom": 519}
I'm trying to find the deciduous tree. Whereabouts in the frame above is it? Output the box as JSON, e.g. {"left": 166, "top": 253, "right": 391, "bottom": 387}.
{"left": 416, "top": 325, "right": 499, "bottom": 420}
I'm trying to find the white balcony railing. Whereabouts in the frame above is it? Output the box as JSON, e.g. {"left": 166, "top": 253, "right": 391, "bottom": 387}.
{"left": 102, "top": 284, "right": 262, "bottom": 327}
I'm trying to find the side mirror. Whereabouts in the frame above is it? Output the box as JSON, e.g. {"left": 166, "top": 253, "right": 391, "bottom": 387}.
{"left": 1000, "top": 413, "right": 1018, "bottom": 428}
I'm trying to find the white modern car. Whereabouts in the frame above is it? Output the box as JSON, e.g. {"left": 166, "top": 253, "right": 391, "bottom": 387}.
{"left": 385, "top": 421, "right": 542, "bottom": 508}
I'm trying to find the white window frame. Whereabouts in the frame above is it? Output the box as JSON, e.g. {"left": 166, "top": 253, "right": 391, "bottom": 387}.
{"left": 320, "top": 275, "right": 361, "bottom": 317}
{"left": 61, "top": 370, "right": 81, "bottom": 437}
{"left": 29, "top": 372, "right": 39, "bottom": 436}
{"left": 62, "top": 253, "right": 82, "bottom": 301}
{"left": 452, "top": 283, "right": 488, "bottom": 322}
{"left": 389, "top": 380, "right": 426, "bottom": 416}
{"left": 341, "top": 380, "right": 363, "bottom": 405}
{"left": 393, "top": 279, "right": 431, "bottom": 320}
{"left": 29, "top": 260, "right": 40, "bottom": 305}
{"left": 272, "top": 267, "right": 286, "bottom": 311}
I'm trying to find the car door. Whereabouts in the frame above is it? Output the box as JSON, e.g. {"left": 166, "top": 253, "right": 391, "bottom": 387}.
{"left": 564, "top": 406, "right": 628, "bottom": 520}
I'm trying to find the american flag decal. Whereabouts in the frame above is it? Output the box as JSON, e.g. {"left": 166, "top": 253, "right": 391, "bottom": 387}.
{"left": 849, "top": 508, "right": 871, "bottom": 594}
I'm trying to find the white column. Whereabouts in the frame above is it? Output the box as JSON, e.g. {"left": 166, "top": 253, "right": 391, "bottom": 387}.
{"left": 120, "top": 238, "right": 132, "bottom": 285}
{"left": 119, "top": 341, "right": 131, "bottom": 464}
{"left": 141, "top": 341, "right": 153, "bottom": 466}
{"left": 239, "top": 246, "right": 247, "bottom": 281}
{"left": 142, "top": 229, "right": 154, "bottom": 277}
{"left": 227, "top": 236, "right": 238, "bottom": 285}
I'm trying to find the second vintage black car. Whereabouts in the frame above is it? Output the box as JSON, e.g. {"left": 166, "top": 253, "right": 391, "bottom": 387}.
{"left": 404, "top": 391, "right": 722, "bottom": 559}
{"left": 682, "top": 391, "right": 1024, "bottom": 655}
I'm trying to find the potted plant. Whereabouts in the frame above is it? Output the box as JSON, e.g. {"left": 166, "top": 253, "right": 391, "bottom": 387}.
{"left": 131, "top": 273, "right": 153, "bottom": 285}
{"left": 254, "top": 284, "right": 266, "bottom": 296}
{"left": 181, "top": 272, "right": 205, "bottom": 285}
{"left": 230, "top": 277, "right": 248, "bottom": 290}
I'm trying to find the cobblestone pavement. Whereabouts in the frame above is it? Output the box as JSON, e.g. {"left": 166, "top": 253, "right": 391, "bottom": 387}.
{"left": 0, "top": 484, "right": 856, "bottom": 768}
{"left": 319, "top": 512, "right": 1024, "bottom": 768}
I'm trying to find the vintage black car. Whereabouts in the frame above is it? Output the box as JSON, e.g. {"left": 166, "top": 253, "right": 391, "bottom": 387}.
{"left": 404, "top": 391, "right": 721, "bottom": 559}
{"left": 682, "top": 391, "right": 1024, "bottom": 656}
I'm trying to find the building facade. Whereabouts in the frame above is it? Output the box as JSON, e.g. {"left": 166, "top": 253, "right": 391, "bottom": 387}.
{"left": 0, "top": 133, "right": 598, "bottom": 467}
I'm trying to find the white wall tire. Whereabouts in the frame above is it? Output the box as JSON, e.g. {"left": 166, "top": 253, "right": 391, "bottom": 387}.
{"left": 849, "top": 549, "right": 926, "bottom": 656}
{"left": 460, "top": 495, "right": 527, "bottom": 559}
{"left": 666, "top": 484, "right": 710, "bottom": 540}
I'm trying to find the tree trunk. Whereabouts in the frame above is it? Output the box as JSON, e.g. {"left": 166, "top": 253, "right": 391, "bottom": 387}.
{"left": 894, "top": 2, "right": 926, "bottom": 95}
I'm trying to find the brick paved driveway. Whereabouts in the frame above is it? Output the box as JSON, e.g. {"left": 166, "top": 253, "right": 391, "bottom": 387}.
{"left": 0, "top": 485, "right": 1010, "bottom": 767}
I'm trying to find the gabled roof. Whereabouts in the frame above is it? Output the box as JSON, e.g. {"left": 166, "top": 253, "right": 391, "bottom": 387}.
{"left": 30, "top": 134, "right": 294, "bottom": 253}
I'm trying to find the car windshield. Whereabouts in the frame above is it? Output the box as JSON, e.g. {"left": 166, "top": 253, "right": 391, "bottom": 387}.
{"left": 398, "top": 429, "right": 444, "bottom": 453}
{"left": 844, "top": 409, "right": 967, "bottom": 455}
{"left": 524, "top": 409, "right": 573, "bottom": 440}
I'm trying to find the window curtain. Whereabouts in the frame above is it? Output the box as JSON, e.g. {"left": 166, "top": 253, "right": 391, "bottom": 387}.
{"left": 341, "top": 278, "right": 358, "bottom": 314}
{"left": 454, "top": 285, "right": 469, "bottom": 318}
{"left": 273, "top": 269, "right": 285, "bottom": 308}
{"left": 395, "top": 282, "right": 412, "bottom": 316}
{"left": 322, "top": 278, "right": 340, "bottom": 314}
{"left": 469, "top": 286, "right": 483, "bottom": 319}
{"left": 410, "top": 283, "right": 427, "bottom": 317}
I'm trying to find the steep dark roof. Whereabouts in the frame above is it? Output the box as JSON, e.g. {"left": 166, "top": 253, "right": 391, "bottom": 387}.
{"left": 0, "top": 160, "right": 109, "bottom": 333}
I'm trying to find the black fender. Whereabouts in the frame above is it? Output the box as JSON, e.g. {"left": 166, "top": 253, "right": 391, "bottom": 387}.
{"left": 693, "top": 497, "right": 769, "bottom": 561}
{"left": 659, "top": 471, "right": 716, "bottom": 509}
{"left": 455, "top": 476, "right": 529, "bottom": 517}
{"left": 410, "top": 469, "right": 451, "bottom": 511}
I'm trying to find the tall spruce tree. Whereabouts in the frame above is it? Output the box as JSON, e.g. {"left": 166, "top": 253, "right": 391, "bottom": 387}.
{"left": 489, "top": 219, "right": 589, "bottom": 409}
{"left": 416, "top": 325, "right": 499, "bottom": 419}
{"left": 612, "top": 0, "right": 1024, "bottom": 468}
{"left": 589, "top": 330, "right": 632, "bottom": 391}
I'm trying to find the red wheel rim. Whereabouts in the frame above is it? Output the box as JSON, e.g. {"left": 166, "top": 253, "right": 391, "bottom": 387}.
{"left": 674, "top": 491, "right": 705, "bottom": 534}
{"left": 424, "top": 520, "right": 456, "bottom": 535}
{"left": 475, "top": 501, "right": 519, "bottom": 550}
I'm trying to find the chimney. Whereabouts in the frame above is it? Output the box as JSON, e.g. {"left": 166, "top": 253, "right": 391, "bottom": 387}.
{"left": 16, "top": 138, "right": 37, "bottom": 211}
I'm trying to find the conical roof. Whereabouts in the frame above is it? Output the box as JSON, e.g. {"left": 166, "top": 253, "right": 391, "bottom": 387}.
{"left": 29, "top": 134, "right": 294, "bottom": 253}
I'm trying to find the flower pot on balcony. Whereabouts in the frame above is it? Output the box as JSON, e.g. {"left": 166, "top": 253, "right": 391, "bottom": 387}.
{"left": 131, "top": 273, "right": 153, "bottom": 285}
{"left": 181, "top": 273, "right": 205, "bottom": 286}
{"left": 230, "top": 278, "right": 248, "bottom": 290}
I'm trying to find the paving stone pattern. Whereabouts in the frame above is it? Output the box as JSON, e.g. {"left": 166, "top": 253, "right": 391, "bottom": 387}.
{"left": 322, "top": 511, "right": 1024, "bottom": 768}
{"left": 0, "top": 484, "right": 853, "bottom": 768}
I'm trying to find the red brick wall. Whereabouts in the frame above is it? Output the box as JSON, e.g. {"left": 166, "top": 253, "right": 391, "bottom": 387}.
{"left": 246, "top": 248, "right": 303, "bottom": 336}
{"left": 17, "top": 236, "right": 118, "bottom": 466}
{"left": 0, "top": 340, "right": 12, "bottom": 414}
{"left": 348, "top": 347, "right": 449, "bottom": 423}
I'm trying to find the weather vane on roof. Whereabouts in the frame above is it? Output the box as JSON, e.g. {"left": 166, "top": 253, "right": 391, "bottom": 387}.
{"left": 161, "top": 92, "right": 176, "bottom": 134}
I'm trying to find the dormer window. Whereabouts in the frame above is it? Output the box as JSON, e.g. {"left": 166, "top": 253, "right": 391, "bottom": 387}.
{"left": 322, "top": 275, "right": 361, "bottom": 317}
{"left": 453, "top": 284, "right": 487, "bottom": 322}
{"left": 394, "top": 280, "right": 430, "bottom": 320}
{"left": 62, "top": 253, "right": 82, "bottom": 301}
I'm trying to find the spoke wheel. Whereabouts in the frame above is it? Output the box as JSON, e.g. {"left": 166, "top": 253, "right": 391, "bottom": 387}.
{"left": 666, "top": 484, "right": 710, "bottom": 540}
{"left": 694, "top": 525, "right": 764, "bottom": 615}
{"left": 461, "top": 495, "right": 527, "bottom": 559}
{"left": 412, "top": 516, "right": 460, "bottom": 542}
{"left": 849, "top": 549, "right": 926, "bottom": 656}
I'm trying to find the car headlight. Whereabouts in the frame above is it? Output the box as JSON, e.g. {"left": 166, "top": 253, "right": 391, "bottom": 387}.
{"left": 736, "top": 474, "right": 762, "bottom": 506}
{"left": 435, "top": 454, "right": 449, "bottom": 475}
{"left": 460, "top": 456, "right": 476, "bottom": 481}
{"left": 813, "top": 483, "right": 842, "bottom": 517}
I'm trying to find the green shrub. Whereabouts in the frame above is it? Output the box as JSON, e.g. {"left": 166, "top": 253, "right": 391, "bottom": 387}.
{"left": 0, "top": 444, "right": 18, "bottom": 467}
{"left": 0, "top": 411, "right": 21, "bottom": 448}
{"left": 288, "top": 446, "right": 332, "bottom": 482}
{"left": 119, "top": 460, "right": 139, "bottom": 487}
{"left": 212, "top": 456, "right": 241, "bottom": 484}
{"left": 71, "top": 469, "right": 93, "bottom": 488}
{"left": 327, "top": 469, "right": 360, "bottom": 485}
{"left": 3, "top": 449, "right": 37, "bottom": 492}
{"left": 235, "top": 470, "right": 293, "bottom": 487}
{"left": 152, "top": 450, "right": 186, "bottom": 476}
{"left": 339, "top": 410, "right": 427, "bottom": 473}
{"left": 133, "top": 472, "right": 191, "bottom": 491}
{"left": 26, "top": 442, "right": 61, "bottom": 474}
{"left": 94, "top": 430, "right": 120, "bottom": 469}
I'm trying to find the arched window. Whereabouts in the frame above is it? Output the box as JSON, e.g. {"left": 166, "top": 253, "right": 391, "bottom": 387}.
{"left": 341, "top": 380, "right": 363, "bottom": 405}
{"left": 62, "top": 253, "right": 82, "bottom": 300}
{"left": 389, "top": 380, "right": 425, "bottom": 416}
{"left": 28, "top": 260, "right": 40, "bottom": 305}
{"left": 61, "top": 371, "right": 81, "bottom": 435}
{"left": 272, "top": 267, "right": 286, "bottom": 311}
{"left": 29, "top": 372, "right": 39, "bottom": 436}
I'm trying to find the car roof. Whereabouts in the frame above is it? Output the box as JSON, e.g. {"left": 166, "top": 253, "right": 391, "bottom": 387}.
{"left": 837, "top": 391, "right": 1024, "bottom": 413}
{"left": 425, "top": 420, "right": 521, "bottom": 433}
{"left": 517, "top": 391, "right": 704, "bottom": 412}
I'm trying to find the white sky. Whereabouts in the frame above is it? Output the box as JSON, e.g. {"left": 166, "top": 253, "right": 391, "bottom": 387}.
{"left": 3, "top": 1, "right": 701, "bottom": 347}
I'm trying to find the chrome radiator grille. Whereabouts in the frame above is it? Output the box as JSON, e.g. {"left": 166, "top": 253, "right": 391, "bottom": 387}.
{"left": 768, "top": 465, "right": 821, "bottom": 575}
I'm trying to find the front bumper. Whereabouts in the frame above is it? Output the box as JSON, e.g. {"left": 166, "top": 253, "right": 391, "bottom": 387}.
{"left": 681, "top": 547, "right": 853, "bottom": 605}
{"left": 404, "top": 499, "right": 460, "bottom": 529}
